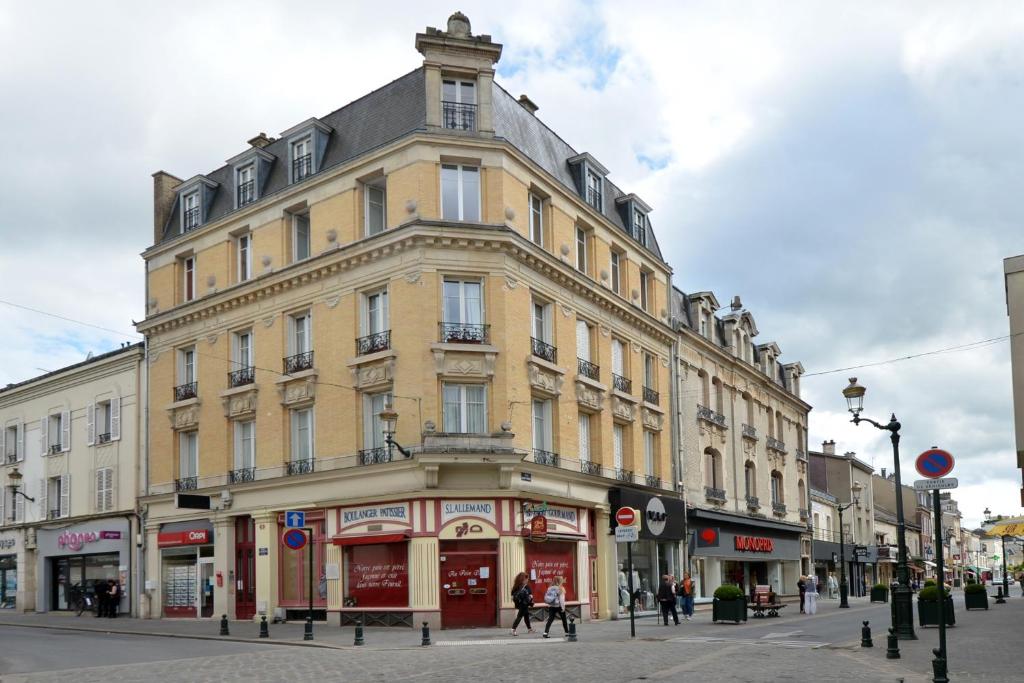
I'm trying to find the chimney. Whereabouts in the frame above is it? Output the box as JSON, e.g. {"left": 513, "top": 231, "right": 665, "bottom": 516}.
{"left": 247, "top": 132, "right": 274, "bottom": 149}
{"left": 518, "top": 94, "right": 539, "bottom": 115}
{"left": 152, "top": 170, "right": 182, "bottom": 244}
{"left": 730, "top": 295, "right": 743, "bottom": 312}
{"left": 822, "top": 440, "right": 835, "bottom": 455}
{"left": 881, "top": 468, "right": 887, "bottom": 480}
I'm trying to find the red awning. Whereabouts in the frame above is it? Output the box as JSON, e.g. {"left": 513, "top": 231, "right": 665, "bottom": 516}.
{"left": 332, "top": 531, "right": 410, "bottom": 547}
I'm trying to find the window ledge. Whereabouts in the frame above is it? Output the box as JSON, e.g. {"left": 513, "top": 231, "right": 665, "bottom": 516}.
{"left": 346, "top": 348, "right": 397, "bottom": 368}
{"left": 429, "top": 342, "right": 499, "bottom": 354}
{"left": 167, "top": 396, "right": 200, "bottom": 410}
{"left": 526, "top": 355, "right": 565, "bottom": 376}
{"left": 642, "top": 400, "right": 664, "bottom": 413}
{"left": 220, "top": 384, "right": 259, "bottom": 399}
{"left": 575, "top": 375, "right": 607, "bottom": 393}
{"left": 612, "top": 389, "right": 638, "bottom": 404}
{"left": 275, "top": 368, "right": 318, "bottom": 384}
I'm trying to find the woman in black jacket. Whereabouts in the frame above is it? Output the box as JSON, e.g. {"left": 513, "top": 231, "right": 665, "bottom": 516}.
{"left": 658, "top": 574, "right": 679, "bottom": 625}
{"left": 510, "top": 572, "right": 534, "bottom": 636}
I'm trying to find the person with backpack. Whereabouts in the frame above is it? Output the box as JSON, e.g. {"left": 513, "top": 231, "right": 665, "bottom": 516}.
{"left": 657, "top": 574, "right": 679, "bottom": 625}
{"left": 542, "top": 576, "right": 568, "bottom": 638}
{"left": 677, "top": 571, "right": 695, "bottom": 620}
{"left": 510, "top": 572, "right": 535, "bottom": 636}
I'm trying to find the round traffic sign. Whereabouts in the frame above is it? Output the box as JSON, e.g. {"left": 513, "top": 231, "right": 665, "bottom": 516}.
{"left": 282, "top": 528, "right": 308, "bottom": 550}
{"left": 916, "top": 448, "right": 954, "bottom": 479}
{"left": 615, "top": 507, "right": 636, "bottom": 527}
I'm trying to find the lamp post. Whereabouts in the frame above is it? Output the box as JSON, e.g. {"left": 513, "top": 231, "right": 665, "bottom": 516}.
{"left": 1001, "top": 536, "right": 1010, "bottom": 600}
{"left": 837, "top": 497, "right": 858, "bottom": 608}
{"left": 842, "top": 378, "right": 916, "bottom": 640}
{"left": 5, "top": 467, "right": 35, "bottom": 521}
{"left": 379, "top": 404, "right": 411, "bottom": 461}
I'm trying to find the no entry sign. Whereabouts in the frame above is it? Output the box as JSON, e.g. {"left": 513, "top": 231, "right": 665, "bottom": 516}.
{"left": 282, "top": 528, "right": 308, "bottom": 551}
{"left": 916, "top": 449, "right": 955, "bottom": 479}
{"left": 615, "top": 507, "right": 637, "bottom": 527}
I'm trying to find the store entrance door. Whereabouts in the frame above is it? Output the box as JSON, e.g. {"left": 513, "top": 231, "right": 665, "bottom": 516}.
{"left": 235, "top": 517, "right": 256, "bottom": 620}
{"left": 198, "top": 558, "right": 215, "bottom": 618}
{"left": 0, "top": 556, "right": 17, "bottom": 609}
{"left": 439, "top": 541, "right": 497, "bottom": 629}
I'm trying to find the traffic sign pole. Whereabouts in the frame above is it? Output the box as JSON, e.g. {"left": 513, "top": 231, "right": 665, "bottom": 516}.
{"left": 932, "top": 489, "right": 949, "bottom": 683}
{"left": 627, "top": 540, "right": 635, "bottom": 639}
{"left": 304, "top": 527, "right": 314, "bottom": 641}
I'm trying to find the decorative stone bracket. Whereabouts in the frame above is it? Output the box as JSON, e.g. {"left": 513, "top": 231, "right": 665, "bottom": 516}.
{"left": 431, "top": 343, "right": 498, "bottom": 378}
{"left": 611, "top": 395, "right": 637, "bottom": 422}
{"left": 575, "top": 377, "right": 606, "bottom": 412}
{"left": 221, "top": 386, "right": 258, "bottom": 419}
{"left": 348, "top": 350, "right": 396, "bottom": 391}
{"left": 167, "top": 399, "right": 200, "bottom": 431}
{"left": 276, "top": 369, "right": 317, "bottom": 407}
{"left": 641, "top": 406, "right": 663, "bottom": 431}
{"left": 527, "top": 357, "right": 565, "bottom": 398}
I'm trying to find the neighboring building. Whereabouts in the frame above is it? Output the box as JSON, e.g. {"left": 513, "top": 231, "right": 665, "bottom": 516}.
{"left": 809, "top": 486, "right": 839, "bottom": 585}
{"left": 137, "top": 12, "right": 678, "bottom": 627}
{"left": 0, "top": 344, "right": 144, "bottom": 615}
{"left": 1004, "top": 254, "right": 1024, "bottom": 507}
{"left": 872, "top": 506, "right": 899, "bottom": 586}
{"left": 871, "top": 471, "right": 924, "bottom": 585}
{"left": 914, "top": 489, "right": 936, "bottom": 580}
{"left": 940, "top": 493, "right": 964, "bottom": 586}
{"left": 671, "top": 289, "right": 811, "bottom": 598}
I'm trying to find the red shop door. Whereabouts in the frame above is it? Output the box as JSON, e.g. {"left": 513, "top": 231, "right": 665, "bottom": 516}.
{"left": 440, "top": 550, "right": 497, "bottom": 629}
{"left": 235, "top": 517, "right": 256, "bottom": 620}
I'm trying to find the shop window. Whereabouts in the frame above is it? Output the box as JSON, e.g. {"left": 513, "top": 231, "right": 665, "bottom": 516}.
{"left": 525, "top": 541, "right": 577, "bottom": 601}
{"left": 343, "top": 542, "right": 409, "bottom": 607}
{"left": 279, "top": 517, "right": 326, "bottom": 606}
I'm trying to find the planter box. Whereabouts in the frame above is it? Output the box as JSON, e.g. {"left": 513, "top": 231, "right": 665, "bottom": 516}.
{"left": 964, "top": 590, "right": 989, "bottom": 610}
{"left": 870, "top": 587, "right": 889, "bottom": 603}
{"left": 918, "top": 596, "right": 955, "bottom": 627}
{"left": 712, "top": 597, "right": 747, "bottom": 623}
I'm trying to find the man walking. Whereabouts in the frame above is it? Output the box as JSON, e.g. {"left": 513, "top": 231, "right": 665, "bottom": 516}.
{"left": 678, "top": 572, "right": 695, "bottom": 621}
{"left": 797, "top": 576, "right": 807, "bottom": 613}
{"left": 658, "top": 575, "right": 679, "bottom": 625}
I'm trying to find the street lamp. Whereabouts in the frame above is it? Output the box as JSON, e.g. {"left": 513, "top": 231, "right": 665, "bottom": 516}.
{"left": 842, "top": 378, "right": 916, "bottom": 640}
{"left": 1000, "top": 535, "right": 1011, "bottom": 601}
{"left": 837, "top": 496, "right": 859, "bottom": 608}
{"left": 379, "top": 404, "right": 411, "bottom": 460}
{"left": 5, "top": 467, "right": 35, "bottom": 521}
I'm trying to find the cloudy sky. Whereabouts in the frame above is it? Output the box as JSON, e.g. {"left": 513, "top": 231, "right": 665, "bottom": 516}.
{"left": 1, "top": 1, "right": 1021, "bottom": 528}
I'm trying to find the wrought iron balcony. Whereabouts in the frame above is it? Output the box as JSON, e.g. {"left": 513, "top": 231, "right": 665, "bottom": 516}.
{"left": 183, "top": 207, "right": 201, "bottom": 231}
{"left": 356, "top": 330, "right": 391, "bottom": 356}
{"left": 48, "top": 509, "right": 61, "bottom": 520}
{"left": 531, "top": 337, "right": 557, "bottom": 364}
{"left": 97, "top": 433, "right": 112, "bottom": 445}
{"left": 228, "top": 366, "right": 255, "bottom": 388}
{"left": 616, "top": 468, "right": 634, "bottom": 483}
{"left": 442, "top": 101, "right": 476, "bottom": 131}
{"left": 286, "top": 459, "right": 314, "bottom": 476}
{"left": 746, "top": 495, "right": 760, "bottom": 510}
{"left": 237, "top": 179, "right": 256, "bottom": 207}
{"left": 580, "top": 460, "right": 602, "bottom": 476}
{"left": 4, "top": 452, "right": 17, "bottom": 464}
{"left": 799, "top": 508, "right": 809, "bottom": 520}
{"left": 645, "top": 475, "right": 662, "bottom": 488}
{"left": 772, "top": 502, "right": 787, "bottom": 515}
{"left": 359, "top": 447, "right": 391, "bottom": 465}
{"left": 283, "top": 351, "right": 314, "bottom": 374}
{"left": 766, "top": 437, "right": 787, "bottom": 453}
{"left": 229, "top": 467, "right": 255, "bottom": 484}
{"left": 48, "top": 444, "right": 63, "bottom": 455}
{"left": 612, "top": 374, "right": 632, "bottom": 393}
{"left": 292, "top": 153, "right": 313, "bottom": 182}
{"left": 175, "top": 477, "right": 197, "bottom": 492}
{"left": 643, "top": 386, "right": 659, "bottom": 404}
{"left": 586, "top": 187, "right": 602, "bottom": 210}
{"left": 741, "top": 423, "right": 758, "bottom": 440}
{"left": 795, "top": 449, "right": 808, "bottom": 462}
{"left": 533, "top": 449, "right": 560, "bottom": 467}
{"left": 439, "top": 322, "right": 489, "bottom": 344}
{"left": 577, "top": 358, "right": 600, "bottom": 381}
{"left": 696, "top": 404, "right": 727, "bottom": 428}
{"left": 705, "top": 486, "right": 726, "bottom": 502}
{"left": 174, "top": 382, "right": 198, "bottom": 402}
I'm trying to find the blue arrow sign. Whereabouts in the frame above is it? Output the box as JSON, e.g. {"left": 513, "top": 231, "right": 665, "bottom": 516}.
{"left": 285, "top": 510, "right": 305, "bottom": 529}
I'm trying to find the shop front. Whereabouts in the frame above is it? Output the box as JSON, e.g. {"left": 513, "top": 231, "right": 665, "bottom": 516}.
{"left": 689, "top": 509, "right": 803, "bottom": 598}
{"left": 36, "top": 519, "right": 131, "bottom": 614}
{"left": 0, "top": 531, "right": 20, "bottom": 610}
{"left": 157, "top": 520, "right": 214, "bottom": 618}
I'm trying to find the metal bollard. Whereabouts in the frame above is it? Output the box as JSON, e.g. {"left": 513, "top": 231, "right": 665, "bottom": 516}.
{"left": 219, "top": 614, "right": 230, "bottom": 636}
{"left": 931, "top": 647, "right": 949, "bottom": 683}
{"left": 860, "top": 620, "right": 872, "bottom": 648}
{"left": 996, "top": 587, "right": 1006, "bottom": 604}
{"left": 259, "top": 615, "right": 270, "bottom": 638}
{"left": 304, "top": 616, "right": 314, "bottom": 641}
{"left": 354, "top": 619, "right": 365, "bottom": 646}
{"left": 567, "top": 616, "right": 578, "bottom": 642}
{"left": 421, "top": 621, "right": 432, "bottom": 646}
{"left": 886, "top": 627, "right": 900, "bottom": 659}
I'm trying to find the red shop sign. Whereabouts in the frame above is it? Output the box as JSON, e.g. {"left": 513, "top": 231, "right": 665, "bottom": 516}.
{"left": 529, "top": 515, "right": 548, "bottom": 542}
{"left": 157, "top": 529, "right": 211, "bottom": 547}
{"left": 734, "top": 535, "right": 775, "bottom": 553}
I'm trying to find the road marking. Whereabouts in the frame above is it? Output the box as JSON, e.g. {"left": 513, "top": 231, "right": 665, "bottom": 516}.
{"left": 669, "top": 635, "right": 829, "bottom": 649}
{"left": 435, "top": 638, "right": 563, "bottom": 647}
{"left": 760, "top": 630, "right": 803, "bottom": 639}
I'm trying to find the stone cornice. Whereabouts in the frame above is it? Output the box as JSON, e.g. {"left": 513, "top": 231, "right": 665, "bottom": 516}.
{"left": 0, "top": 347, "right": 143, "bottom": 409}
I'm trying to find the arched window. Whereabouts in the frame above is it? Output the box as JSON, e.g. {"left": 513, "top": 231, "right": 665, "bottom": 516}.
{"left": 704, "top": 447, "right": 722, "bottom": 490}
{"left": 744, "top": 461, "right": 756, "bottom": 499}
{"left": 770, "top": 470, "right": 783, "bottom": 505}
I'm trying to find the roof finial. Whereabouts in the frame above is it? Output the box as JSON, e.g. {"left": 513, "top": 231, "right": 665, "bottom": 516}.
{"left": 447, "top": 11, "right": 471, "bottom": 38}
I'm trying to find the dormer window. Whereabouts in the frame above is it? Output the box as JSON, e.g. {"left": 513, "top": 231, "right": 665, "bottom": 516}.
{"left": 280, "top": 118, "right": 332, "bottom": 185}
{"left": 292, "top": 137, "right": 313, "bottom": 182}
{"left": 442, "top": 79, "right": 476, "bottom": 131}
{"left": 586, "top": 169, "right": 603, "bottom": 210}
{"left": 237, "top": 165, "right": 256, "bottom": 207}
{"left": 632, "top": 207, "right": 647, "bottom": 246}
{"left": 183, "top": 192, "right": 200, "bottom": 231}
{"left": 228, "top": 148, "right": 273, "bottom": 210}
{"left": 176, "top": 175, "right": 217, "bottom": 234}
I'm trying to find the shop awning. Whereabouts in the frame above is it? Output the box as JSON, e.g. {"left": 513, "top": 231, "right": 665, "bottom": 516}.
{"left": 910, "top": 564, "right": 925, "bottom": 573}
{"left": 923, "top": 560, "right": 937, "bottom": 568}
{"left": 332, "top": 531, "right": 410, "bottom": 547}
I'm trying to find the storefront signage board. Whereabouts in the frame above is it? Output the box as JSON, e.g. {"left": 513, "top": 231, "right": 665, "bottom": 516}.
{"left": 157, "top": 529, "right": 211, "bottom": 547}
{"left": 441, "top": 500, "right": 496, "bottom": 526}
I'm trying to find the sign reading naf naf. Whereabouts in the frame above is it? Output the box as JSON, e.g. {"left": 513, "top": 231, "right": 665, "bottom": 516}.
{"left": 339, "top": 503, "right": 411, "bottom": 531}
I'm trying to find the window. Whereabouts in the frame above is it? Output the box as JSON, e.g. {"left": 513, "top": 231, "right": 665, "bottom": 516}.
{"left": 632, "top": 207, "right": 647, "bottom": 245}
{"left": 532, "top": 398, "right": 552, "bottom": 452}
{"left": 362, "top": 392, "right": 392, "bottom": 451}
{"left": 88, "top": 398, "right": 120, "bottom": 445}
{"left": 365, "top": 180, "right": 386, "bottom": 236}
{"left": 532, "top": 298, "right": 552, "bottom": 344}
{"left": 179, "top": 347, "right": 196, "bottom": 384}
{"left": 644, "top": 430, "right": 656, "bottom": 477}
{"left": 182, "top": 256, "right": 195, "bottom": 302}
{"left": 292, "top": 213, "right": 311, "bottom": 262}
{"left": 291, "top": 408, "right": 313, "bottom": 463}
{"left": 237, "top": 165, "right": 255, "bottom": 207}
{"left": 610, "top": 250, "right": 621, "bottom": 295}
{"left": 290, "top": 312, "right": 312, "bottom": 355}
{"left": 576, "top": 320, "right": 592, "bottom": 362}
{"left": 612, "top": 424, "right": 624, "bottom": 471}
{"left": 363, "top": 288, "right": 389, "bottom": 336}
{"left": 179, "top": 431, "right": 198, "bottom": 479}
{"left": 529, "top": 193, "right": 544, "bottom": 246}
{"left": 442, "top": 79, "right": 476, "bottom": 130}
{"left": 183, "top": 192, "right": 200, "bottom": 231}
{"left": 770, "top": 471, "right": 784, "bottom": 505}
{"left": 233, "top": 330, "right": 253, "bottom": 370}
{"left": 585, "top": 169, "right": 603, "bottom": 210}
{"left": 639, "top": 271, "right": 650, "bottom": 311}
{"left": 644, "top": 353, "right": 655, "bottom": 390}
{"left": 704, "top": 448, "right": 721, "bottom": 489}
{"left": 442, "top": 279, "right": 484, "bottom": 339}
{"left": 575, "top": 227, "right": 588, "bottom": 274}
{"left": 95, "top": 467, "right": 114, "bottom": 513}
{"left": 47, "top": 476, "right": 67, "bottom": 519}
{"left": 611, "top": 339, "right": 625, "bottom": 377}
{"left": 3, "top": 422, "right": 23, "bottom": 462}
{"left": 234, "top": 420, "right": 255, "bottom": 471}
{"left": 442, "top": 383, "right": 486, "bottom": 434}
{"left": 292, "top": 137, "right": 312, "bottom": 182}
{"left": 744, "top": 462, "right": 756, "bottom": 498}
{"left": 441, "top": 164, "right": 480, "bottom": 221}
{"left": 237, "top": 233, "right": 252, "bottom": 282}
{"left": 44, "top": 412, "right": 69, "bottom": 454}
{"left": 578, "top": 413, "right": 591, "bottom": 462}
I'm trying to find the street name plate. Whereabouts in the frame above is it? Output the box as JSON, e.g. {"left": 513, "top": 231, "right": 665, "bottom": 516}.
{"left": 913, "top": 477, "right": 958, "bottom": 491}
{"left": 615, "top": 526, "right": 639, "bottom": 543}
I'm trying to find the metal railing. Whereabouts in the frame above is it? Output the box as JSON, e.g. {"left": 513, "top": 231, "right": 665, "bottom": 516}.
{"left": 616, "top": 468, "right": 634, "bottom": 483}
{"left": 97, "top": 433, "right": 112, "bottom": 445}
{"left": 795, "top": 449, "right": 808, "bottom": 462}
{"left": 48, "top": 444, "right": 63, "bottom": 455}
{"left": 283, "top": 351, "right": 314, "bottom": 374}
{"left": 442, "top": 101, "right": 477, "bottom": 131}
{"left": 439, "top": 322, "right": 489, "bottom": 343}
{"left": 799, "top": 508, "right": 809, "bottom": 520}
{"left": 772, "top": 502, "right": 787, "bottom": 515}
{"left": 174, "top": 382, "right": 198, "bottom": 402}
{"left": 237, "top": 179, "right": 256, "bottom": 206}
{"left": 229, "top": 467, "right": 255, "bottom": 484}
{"left": 228, "top": 366, "right": 255, "bottom": 388}
{"left": 533, "top": 449, "right": 560, "bottom": 467}
{"left": 697, "top": 405, "right": 727, "bottom": 428}
{"left": 292, "top": 154, "right": 313, "bottom": 182}
{"left": 645, "top": 475, "right": 662, "bottom": 488}
{"left": 643, "top": 386, "right": 659, "bottom": 404}
{"left": 183, "top": 207, "right": 201, "bottom": 231}
{"left": 577, "top": 358, "right": 600, "bottom": 381}
{"left": 766, "top": 437, "right": 787, "bottom": 453}
{"left": 48, "top": 509, "right": 61, "bottom": 520}
{"left": 286, "top": 459, "right": 314, "bottom": 476}
{"left": 356, "top": 331, "right": 391, "bottom": 356}
{"left": 746, "top": 495, "right": 760, "bottom": 510}
{"left": 175, "top": 477, "right": 197, "bottom": 492}
{"left": 705, "top": 486, "right": 726, "bottom": 502}
{"left": 4, "top": 452, "right": 17, "bottom": 464}
{"left": 359, "top": 447, "right": 391, "bottom": 465}
{"left": 742, "top": 423, "right": 758, "bottom": 439}
{"left": 580, "top": 460, "right": 602, "bottom": 476}
{"left": 586, "top": 186, "right": 602, "bottom": 210}
{"left": 531, "top": 337, "right": 557, "bottom": 364}
{"left": 612, "top": 374, "right": 632, "bottom": 393}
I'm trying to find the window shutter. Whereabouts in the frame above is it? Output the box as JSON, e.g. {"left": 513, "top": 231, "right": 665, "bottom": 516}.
{"left": 15, "top": 491, "right": 24, "bottom": 523}
{"left": 38, "top": 479, "right": 47, "bottom": 521}
{"left": 106, "top": 466, "right": 116, "bottom": 511}
{"left": 110, "top": 398, "right": 121, "bottom": 441}
{"left": 59, "top": 474, "right": 71, "bottom": 517}
{"left": 86, "top": 403, "right": 96, "bottom": 446}
{"left": 40, "top": 417, "right": 47, "bottom": 455}
{"left": 61, "top": 410, "right": 71, "bottom": 451}
{"left": 95, "top": 468, "right": 104, "bottom": 511}
{"left": 16, "top": 422, "right": 24, "bottom": 462}
{"left": 576, "top": 321, "right": 589, "bottom": 362}
{"left": 612, "top": 340, "right": 623, "bottom": 375}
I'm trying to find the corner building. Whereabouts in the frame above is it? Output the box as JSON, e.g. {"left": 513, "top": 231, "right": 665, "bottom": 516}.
{"left": 138, "top": 13, "right": 676, "bottom": 627}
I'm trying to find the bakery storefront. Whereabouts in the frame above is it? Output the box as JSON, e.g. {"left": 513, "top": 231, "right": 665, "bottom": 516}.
{"left": 689, "top": 509, "right": 804, "bottom": 598}
{"left": 609, "top": 488, "right": 687, "bottom": 615}
{"left": 157, "top": 520, "right": 214, "bottom": 618}
{"left": 36, "top": 519, "right": 131, "bottom": 614}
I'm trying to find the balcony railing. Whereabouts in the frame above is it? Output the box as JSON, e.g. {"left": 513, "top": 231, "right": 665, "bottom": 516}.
{"left": 183, "top": 207, "right": 201, "bottom": 231}
{"left": 705, "top": 486, "right": 726, "bottom": 502}
{"left": 742, "top": 423, "right": 758, "bottom": 440}
{"left": 645, "top": 475, "right": 662, "bottom": 488}
{"left": 616, "top": 468, "right": 634, "bottom": 483}
{"left": 228, "top": 366, "right": 255, "bottom": 388}
{"left": 697, "top": 405, "right": 727, "bottom": 428}
{"left": 577, "top": 358, "right": 600, "bottom": 381}
{"left": 531, "top": 337, "right": 557, "bottom": 364}
{"left": 772, "top": 502, "right": 787, "bottom": 515}
{"left": 283, "top": 351, "right": 314, "bottom": 374}
{"left": 766, "top": 437, "right": 787, "bottom": 453}
{"left": 580, "top": 460, "right": 602, "bottom": 476}
{"left": 799, "top": 508, "right": 809, "bottom": 520}
{"left": 612, "top": 374, "right": 632, "bottom": 393}
{"left": 4, "top": 452, "right": 17, "bottom": 464}
{"left": 533, "top": 449, "right": 560, "bottom": 467}
{"left": 48, "top": 444, "right": 63, "bottom": 455}
{"left": 175, "top": 477, "right": 197, "bottom": 492}
{"left": 97, "top": 433, "right": 112, "bottom": 445}
{"left": 292, "top": 153, "right": 313, "bottom": 182}
{"left": 237, "top": 179, "right": 256, "bottom": 207}
{"left": 356, "top": 331, "right": 391, "bottom": 356}
{"left": 795, "top": 449, "right": 808, "bottom": 462}
{"left": 174, "top": 382, "right": 198, "bottom": 402}
{"left": 746, "top": 495, "right": 760, "bottom": 510}
{"left": 359, "top": 447, "right": 392, "bottom": 465}
{"left": 439, "top": 322, "right": 489, "bottom": 344}
{"left": 442, "top": 101, "right": 477, "bottom": 131}
{"left": 643, "top": 386, "right": 659, "bottom": 404}
{"left": 48, "top": 509, "right": 61, "bottom": 520}
{"left": 586, "top": 187, "right": 602, "bottom": 210}
{"left": 286, "top": 459, "right": 314, "bottom": 476}
{"left": 229, "top": 467, "right": 255, "bottom": 484}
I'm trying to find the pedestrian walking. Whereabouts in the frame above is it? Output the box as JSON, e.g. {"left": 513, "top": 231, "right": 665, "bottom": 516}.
{"left": 678, "top": 572, "right": 695, "bottom": 620}
{"left": 94, "top": 580, "right": 107, "bottom": 618}
{"left": 106, "top": 579, "right": 120, "bottom": 618}
{"left": 797, "top": 576, "right": 807, "bottom": 613}
{"left": 657, "top": 575, "right": 679, "bottom": 625}
{"left": 542, "top": 576, "right": 568, "bottom": 638}
{"left": 805, "top": 575, "right": 818, "bottom": 615}
{"left": 828, "top": 573, "right": 838, "bottom": 599}
{"left": 1018, "top": 573, "right": 1024, "bottom": 597}
{"left": 510, "top": 571, "right": 535, "bottom": 636}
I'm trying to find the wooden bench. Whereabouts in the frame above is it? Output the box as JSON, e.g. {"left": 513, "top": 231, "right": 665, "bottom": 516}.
{"left": 747, "top": 584, "right": 786, "bottom": 618}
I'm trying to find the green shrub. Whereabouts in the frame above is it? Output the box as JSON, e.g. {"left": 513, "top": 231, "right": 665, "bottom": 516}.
{"left": 872, "top": 583, "right": 889, "bottom": 591}
{"left": 964, "top": 582, "right": 987, "bottom": 594}
{"left": 924, "top": 579, "right": 937, "bottom": 587}
{"left": 919, "top": 585, "right": 950, "bottom": 601}
{"left": 714, "top": 584, "right": 745, "bottom": 600}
